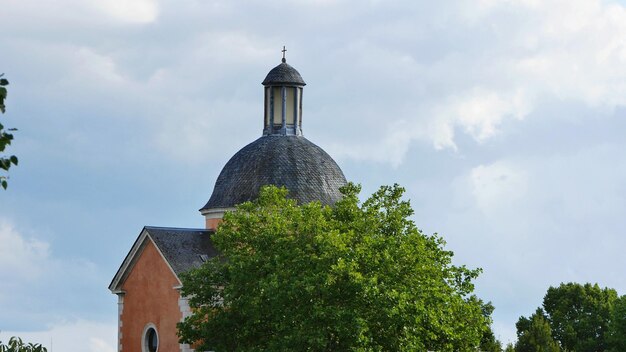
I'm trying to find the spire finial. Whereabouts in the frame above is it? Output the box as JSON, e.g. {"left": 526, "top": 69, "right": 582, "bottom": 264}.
{"left": 281, "top": 46, "right": 287, "bottom": 63}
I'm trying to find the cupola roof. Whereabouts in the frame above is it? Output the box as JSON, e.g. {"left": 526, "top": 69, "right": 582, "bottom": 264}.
{"left": 201, "top": 135, "right": 346, "bottom": 211}
{"left": 262, "top": 61, "right": 306, "bottom": 86}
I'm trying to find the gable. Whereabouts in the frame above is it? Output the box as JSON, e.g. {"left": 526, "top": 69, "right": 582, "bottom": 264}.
{"left": 109, "top": 226, "right": 217, "bottom": 293}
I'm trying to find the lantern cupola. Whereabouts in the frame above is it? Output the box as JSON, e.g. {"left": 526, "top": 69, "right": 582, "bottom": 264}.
{"left": 262, "top": 47, "right": 306, "bottom": 136}
{"left": 200, "top": 49, "right": 346, "bottom": 230}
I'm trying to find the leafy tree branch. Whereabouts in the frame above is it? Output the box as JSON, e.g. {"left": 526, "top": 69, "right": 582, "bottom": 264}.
{"left": 0, "top": 74, "right": 18, "bottom": 190}
{"left": 0, "top": 336, "right": 47, "bottom": 352}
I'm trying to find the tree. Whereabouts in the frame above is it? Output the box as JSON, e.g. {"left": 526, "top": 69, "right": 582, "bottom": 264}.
{"left": 0, "top": 74, "right": 18, "bottom": 189}
{"left": 480, "top": 303, "right": 503, "bottom": 352}
{"left": 543, "top": 283, "right": 617, "bottom": 352}
{"left": 607, "top": 295, "right": 626, "bottom": 352}
{"left": 514, "top": 308, "right": 560, "bottom": 352}
{"left": 480, "top": 326, "right": 503, "bottom": 352}
{"left": 0, "top": 337, "right": 47, "bottom": 352}
{"left": 178, "top": 184, "right": 491, "bottom": 351}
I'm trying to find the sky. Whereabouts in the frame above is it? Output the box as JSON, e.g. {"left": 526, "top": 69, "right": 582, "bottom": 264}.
{"left": 2, "top": 0, "right": 626, "bottom": 350}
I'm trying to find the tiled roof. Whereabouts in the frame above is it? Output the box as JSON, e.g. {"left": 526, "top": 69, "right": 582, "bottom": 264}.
{"left": 262, "top": 61, "right": 306, "bottom": 86}
{"left": 201, "top": 135, "right": 347, "bottom": 211}
{"left": 109, "top": 226, "right": 218, "bottom": 291}
{"left": 146, "top": 227, "right": 218, "bottom": 275}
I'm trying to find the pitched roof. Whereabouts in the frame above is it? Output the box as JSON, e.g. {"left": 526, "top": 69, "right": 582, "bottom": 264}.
{"left": 147, "top": 226, "right": 218, "bottom": 276}
{"left": 109, "top": 226, "right": 217, "bottom": 292}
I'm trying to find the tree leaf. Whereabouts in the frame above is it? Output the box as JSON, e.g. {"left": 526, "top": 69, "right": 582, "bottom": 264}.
{"left": 178, "top": 184, "right": 490, "bottom": 351}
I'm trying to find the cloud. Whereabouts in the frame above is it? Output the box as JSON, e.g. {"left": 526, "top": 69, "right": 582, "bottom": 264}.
{"left": 0, "top": 0, "right": 158, "bottom": 29}
{"left": 6, "top": 0, "right": 626, "bottom": 168}
{"left": 325, "top": 0, "right": 626, "bottom": 164}
{"left": 498, "top": 0, "right": 626, "bottom": 107}
{"left": 0, "top": 218, "right": 109, "bottom": 330}
{"left": 452, "top": 143, "right": 626, "bottom": 265}
{"left": 467, "top": 160, "right": 529, "bottom": 216}
{"left": 0, "top": 220, "right": 50, "bottom": 282}
{"left": 90, "top": 0, "right": 159, "bottom": 24}
{"left": 444, "top": 141, "right": 626, "bottom": 343}
{"left": 1, "top": 319, "right": 116, "bottom": 352}
{"left": 431, "top": 88, "right": 532, "bottom": 150}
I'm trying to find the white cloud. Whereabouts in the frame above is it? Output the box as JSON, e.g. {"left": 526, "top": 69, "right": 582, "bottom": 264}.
{"left": 0, "top": 218, "right": 106, "bottom": 329}
{"left": 91, "top": 0, "right": 159, "bottom": 24}
{"left": 432, "top": 88, "right": 532, "bottom": 150}
{"left": 6, "top": 0, "right": 626, "bottom": 168}
{"left": 452, "top": 0, "right": 626, "bottom": 135}
{"left": 468, "top": 160, "right": 529, "bottom": 216}
{"left": 446, "top": 144, "right": 626, "bottom": 343}
{"left": 326, "top": 119, "right": 420, "bottom": 167}
{"left": 326, "top": 87, "right": 532, "bottom": 165}
{"left": 1, "top": 319, "right": 116, "bottom": 352}
{"left": 0, "top": 220, "right": 49, "bottom": 281}
{"left": 506, "top": 0, "right": 626, "bottom": 107}
{"left": 328, "top": 0, "right": 626, "bottom": 165}
{"left": 0, "top": 0, "right": 159, "bottom": 30}
{"left": 467, "top": 0, "right": 626, "bottom": 107}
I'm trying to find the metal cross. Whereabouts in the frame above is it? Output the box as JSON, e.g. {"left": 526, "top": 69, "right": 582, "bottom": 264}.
{"left": 282, "top": 46, "right": 287, "bottom": 61}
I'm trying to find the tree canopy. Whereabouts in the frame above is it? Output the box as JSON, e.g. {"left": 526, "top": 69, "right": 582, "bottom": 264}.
{"left": 607, "top": 295, "right": 626, "bottom": 352}
{"left": 0, "top": 74, "right": 18, "bottom": 189}
{"left": 178, "top": 184, "right": 493, "bottom": 351}
{"left": 513, "top": 282, "right": 621, "bottom": 352}
{"left": 514, "top": 308, "right": 560, "bottom": 352}
{"left": 480, "top": 303, "right": 504, "bottom": 352}
{"left": 543, "top": 283, "right": 617, "bottom": 352}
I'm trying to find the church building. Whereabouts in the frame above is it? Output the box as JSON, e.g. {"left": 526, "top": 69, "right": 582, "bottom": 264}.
{"left": 109, "top": 53, "right": 347, "bottom": 352}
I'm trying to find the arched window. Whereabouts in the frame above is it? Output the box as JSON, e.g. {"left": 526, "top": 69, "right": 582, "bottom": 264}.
{"left": 142, "top": 324, "right": 159, "bottom": 352}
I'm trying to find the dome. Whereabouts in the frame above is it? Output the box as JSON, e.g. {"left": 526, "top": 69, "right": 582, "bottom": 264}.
{"left": 201, "top": 135, "right": 347, "bottom": 211}
{"left": 262, "top": 61, "right": 306, "bottom": 86}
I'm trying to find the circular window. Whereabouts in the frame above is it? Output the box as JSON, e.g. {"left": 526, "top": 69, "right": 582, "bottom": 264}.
{"left": 143, "top": 326, "right": 158, "bottom": 352}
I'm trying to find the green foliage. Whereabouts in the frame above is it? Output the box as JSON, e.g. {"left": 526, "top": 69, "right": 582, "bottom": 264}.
{"left": 480, "top": 327, "right": 503, "bottom": 352}
{"left": 607, "top": 295, "right": 626, "bottom": 352}
{"left": 514, "top": 283, "right": 621, "bottom": 352}
{"left": 178, "top": 184, "right": 491, "bottom": 351}
{"left": 543, "top": 283, "right": 617, "bottom": 352}
{"left": 514, "top": 308, "right": 560, "bottom": 352}
{"left": 0, "top": 76, "right": 8, "bottom": 114}
{"left": 0, "top": 337, "right": 47, "bottom": 352}
{"left": 480, "top": 303, "right": 503, "bottom": 352}
{"left": 0, "top": 74, "right": 18, "bottom": 190}
{"left": 504, "top": 343, "right": 515, "bottom": 352}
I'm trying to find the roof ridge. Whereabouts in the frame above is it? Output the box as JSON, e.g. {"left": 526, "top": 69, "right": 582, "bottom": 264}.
{"left": 144, "top": 226, "right": 209, "bottom": 231}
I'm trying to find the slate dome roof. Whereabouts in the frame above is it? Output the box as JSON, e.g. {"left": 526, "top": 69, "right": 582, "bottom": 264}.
{"left": 201, "top": 135, "right": 346, "bottom": 211}
{"left": 262, "top": 61, "right": 306, "bottom": 86}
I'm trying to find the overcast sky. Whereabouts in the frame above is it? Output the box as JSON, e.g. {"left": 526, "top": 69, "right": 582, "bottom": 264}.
{"left": 3, "top": 0, "right": 626, "bottom": 350}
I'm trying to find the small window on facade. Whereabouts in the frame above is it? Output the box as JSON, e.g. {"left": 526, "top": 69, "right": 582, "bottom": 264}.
{"left": 144, "top": 326, "right": 158, "bottom": 352}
